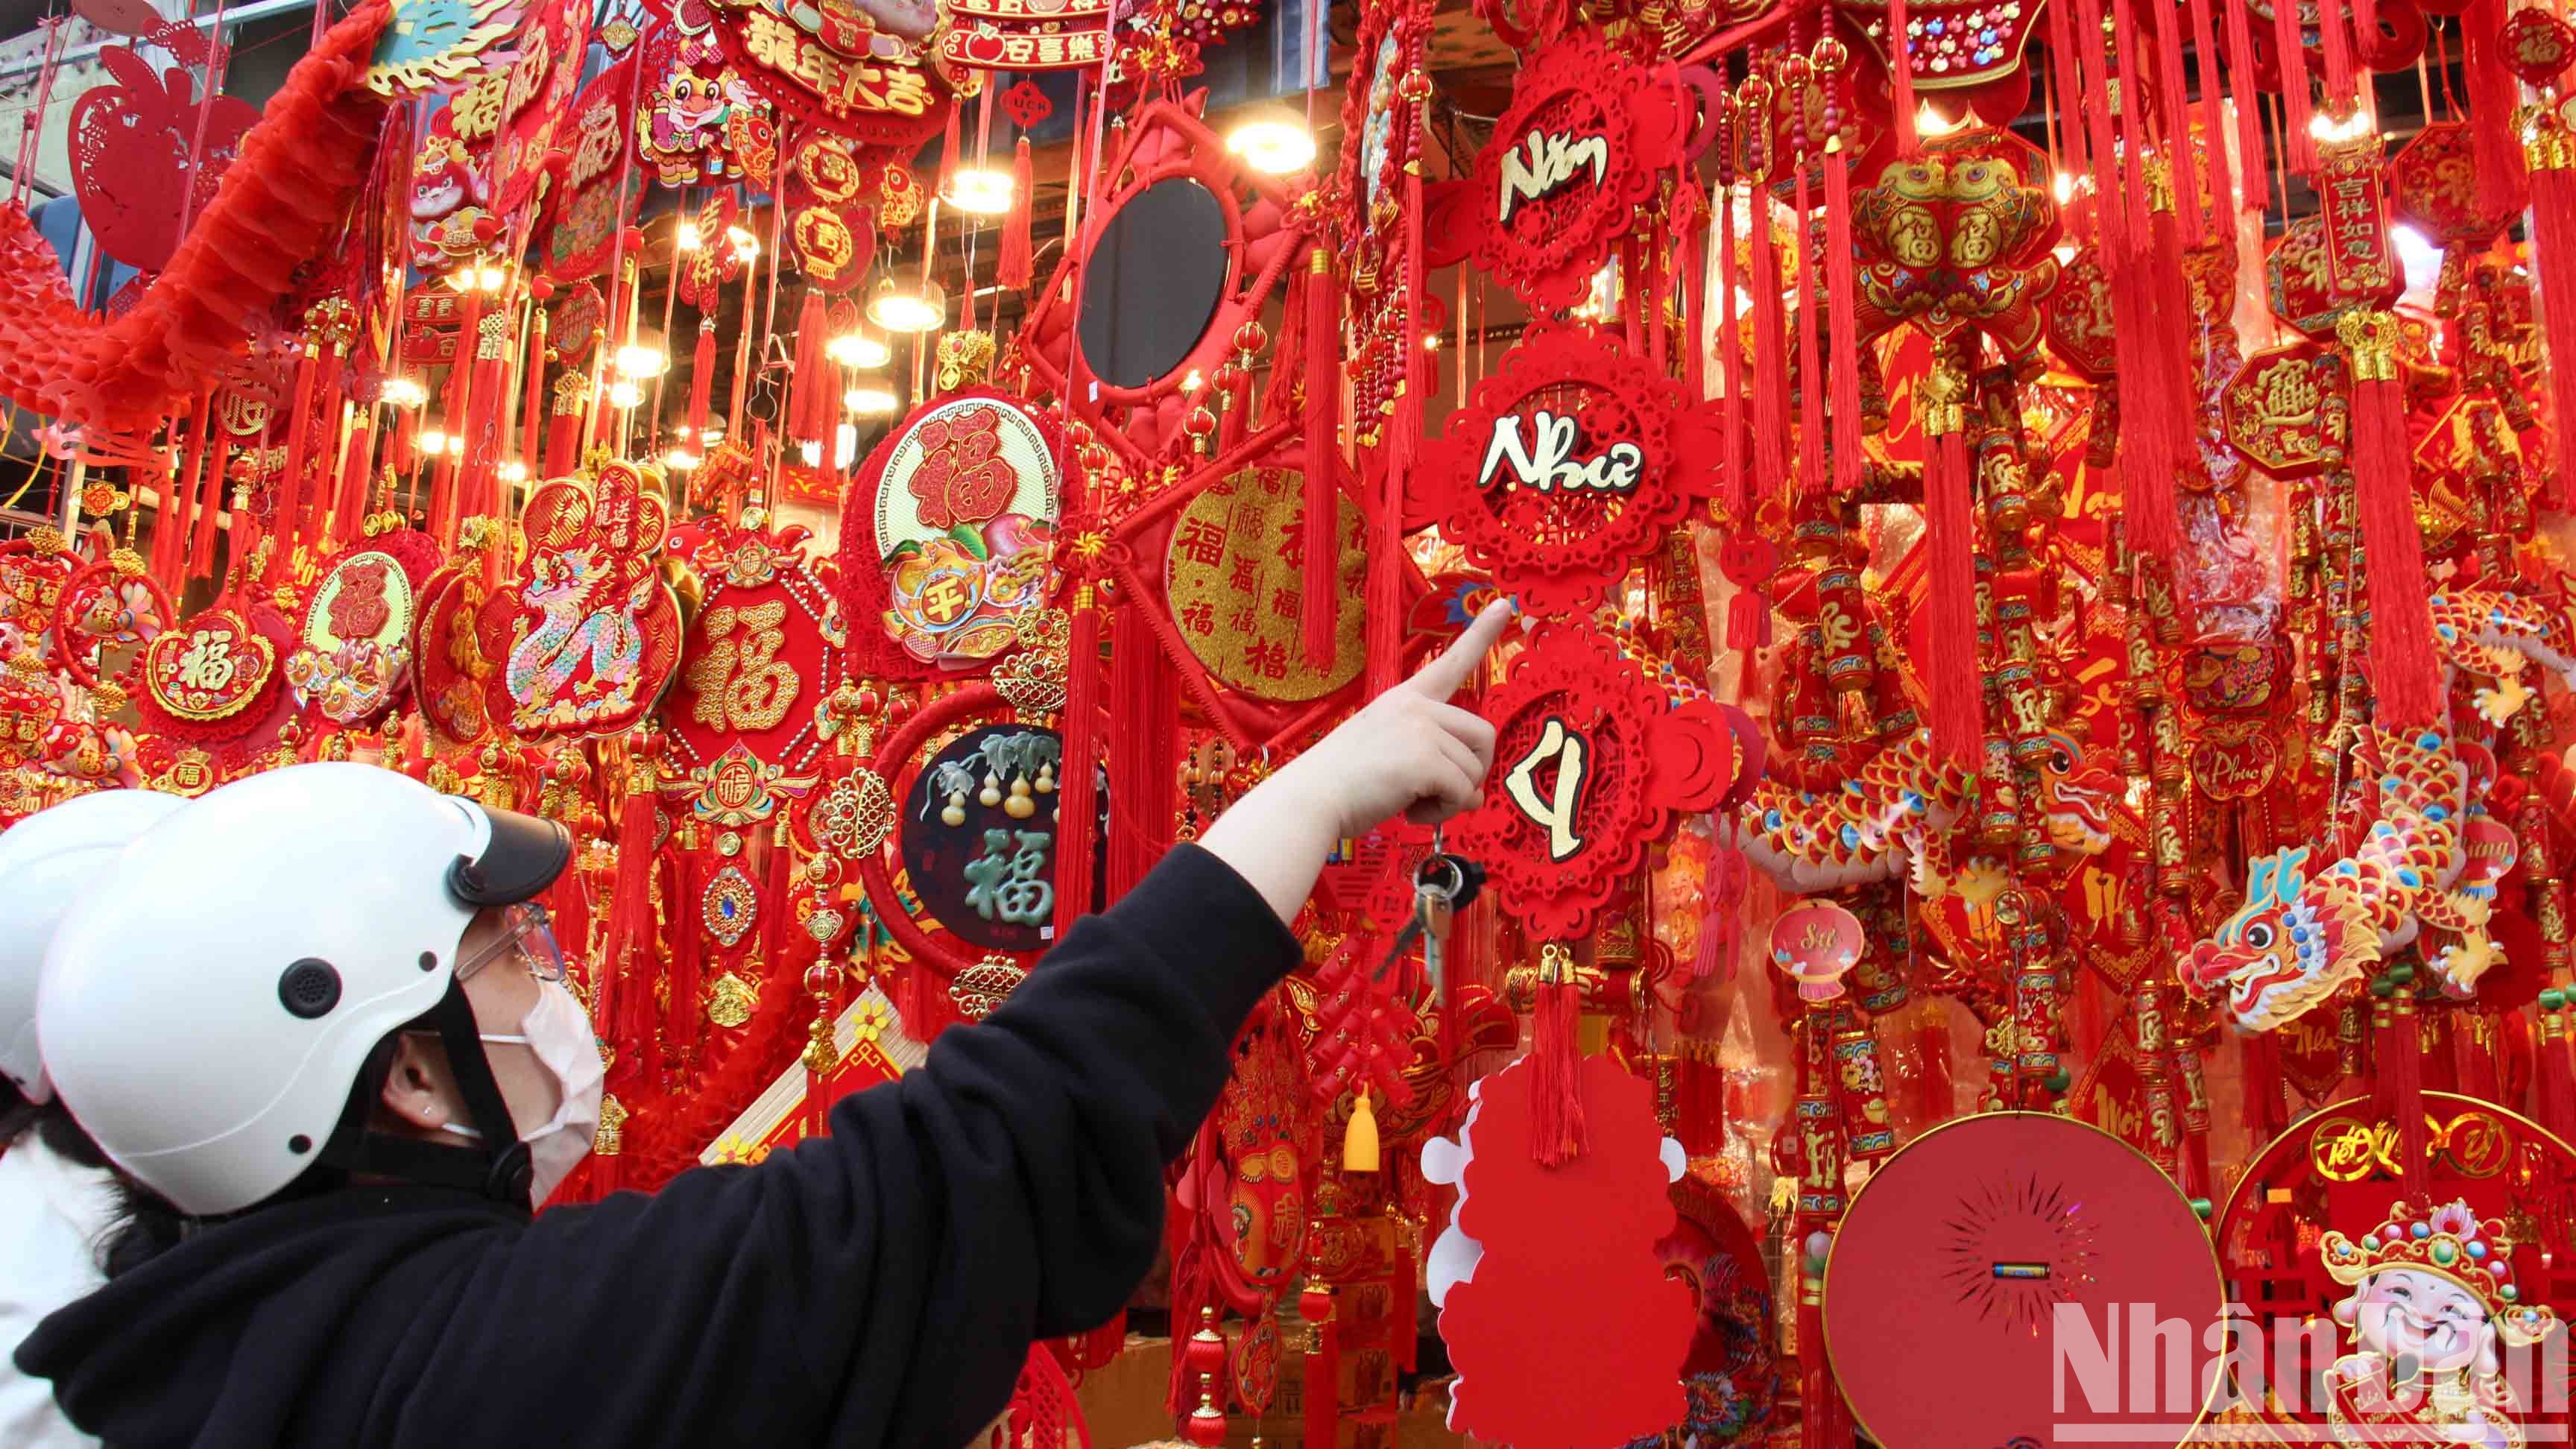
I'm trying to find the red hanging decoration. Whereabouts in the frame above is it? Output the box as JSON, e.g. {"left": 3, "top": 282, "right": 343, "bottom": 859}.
{"left": 1824, "top": 142, "right": 1863, "bottom": 493}
{"left": 1301, "top": 251, "right": 1341, "bottom": 669}
{"left": 997, "top": 136, "right": 1035, "bottom": 291}
{"left": 2340, "top": 310, "right": 2443, "bottom": 728}
{"left": 1527, "top": 948, "right": 1588, "bottom": 1165}
{"left": 1049, "top": 590, "right": 1103, "bottom": 939}
{"left": 789, "top": 289, "right": 830, "bottom": 444}
{"left": 1919, "top": 381, "right": 1983, "bottom": 765}
{"left": 1886, "top": 0, "right": 1920, "bottom": 157}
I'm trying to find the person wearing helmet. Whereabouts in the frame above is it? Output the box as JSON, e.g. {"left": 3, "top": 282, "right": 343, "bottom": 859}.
{"left": 0, "top": 788, "right": 188, "bottom": 1449}
{"left": 18, "top": 599, "right": 1515, "bottom": 1449}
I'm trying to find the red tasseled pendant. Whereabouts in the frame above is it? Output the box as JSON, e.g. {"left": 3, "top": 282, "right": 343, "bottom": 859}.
{"left": 546, "top": 380, "right": 586, "bottom": 481}
{"left": 2149, "top": 0, "right": 2206, "bottom": 244}
{"left": 2464, "top": 0, "right": 2528, "bottom": 223}
{"left": 757, "top": 823, "right": 798, "bottom": 971}
{"left": 1107, "top": 599, "right": 1177, "bottom": 900}
{"left": 2047, "top": 0, "right": 2094, "bottom": 239}
{"left": 267, "top": 346, "right": 321, "bottom": 584}
{"left": 2241, "top": 1030, "right": 2286, "bottom": 1142}
{"left": 2315, "top": 0, "right": 2355, "bottom": 110}
{"left": 2347, "top": 329, "right": 2444, "bottom": 727}
{"left": 1887, "top": 0, "right": 1920, "bottom": 157}
{"left": 1528, "top": 961, "right": 1588, "bottom": 1165}
{"left": 2073, "top": 0, "right": 2127, "bottom": 253}
{"left": 2123, "top": 212, "right": 2194, "bottom": 562}
{"left": 1301, "top": 252, "right": 1342, "bottom": 668}
{"left": 2391, "top": 986, "right": 2428, "bottom": 1181}
{"left": 1825, "top": 145, "right": 1865, "bottom": 493}
{"left": 2185, "top": 0, "right": 2236, "bottom": 230}
{"left": 519, "top": 306, "right": 547, "bottom": 487}
{"left": 1719, "top": 181, "right": 1747, "bottom": 518}
{"left": 2349, "top": 0, "right": 2380, "bottom": 70}
{"left": 1750, "top": 198, "right": 1791, "bottom": 489}
{"left": 997, "top": 137, "right": 1035, "bottom": 291}
{"left": 1302, "top": 1291, "right": 1339, "bottom": 1449}
{"left": 1922, "top": 423, "right": 1983, "bottom": 764}
{"left": 686, "top": 319, "right": 717, "bottom": 444}
{"left": 2536, "top": 994, "right": 2576, "bottom": 1145}
{"left": 1799, "top": 1281, "right": 1849, "bottom": 1449}
{"left": 2522, "top": 157, "right": 2576, "bottom": 511}
{"left": 1793, "top": 165, "right": 1828, "bottom": 497}
{"left": 2224, "top": 0, "right": 2270, "bottom": 213}
{"left": 330, "top": 418, "right": 372, "bottom": 544}
{"left": 190, "top": 400, "right": 225, "bottom": 578}
{"left": 1365, "top": 160, "right": 1428, "bottom": 698}
{"left": 789, "top": 290, "right": 830, "bottom": 443}
{"left": 2267, "top": 0, "right": 2314, "bottom": 172}
{"left": 1049, "top": 595, "right": 1103, "bottom": 940}
{"left": 663, "top": 848, "right": 703, "bottom": 1059}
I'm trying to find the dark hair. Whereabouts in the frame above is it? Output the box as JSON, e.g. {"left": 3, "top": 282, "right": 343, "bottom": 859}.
{"left": 93, "top": 1032, "right": 402, "bottom": 1278}
{"left": 1, "top": 1079, "right": 113, "bottom": 1171}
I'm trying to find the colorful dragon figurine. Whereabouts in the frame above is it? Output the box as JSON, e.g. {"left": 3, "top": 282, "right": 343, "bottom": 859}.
{"left": 2425, "top": 587, "right": 2576, "bottom": 726}
{"left": 2178, "top": 727, "right": 2507, "bottom": 1032}
{"left": 1737, "top": 724, "right": 2115, "bottom": 901}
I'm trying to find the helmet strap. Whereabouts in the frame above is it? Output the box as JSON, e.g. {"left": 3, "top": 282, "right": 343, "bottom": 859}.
{"left": 321, "top": 979, "right": 533, "bottom": 1210}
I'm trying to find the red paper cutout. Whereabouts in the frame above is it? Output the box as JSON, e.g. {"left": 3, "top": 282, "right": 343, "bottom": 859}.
{"left": 1413, "top": 323, "right": 1723, "bottom": 619}
{"left": 1433, "top": 1054, "right": 1694, "bottom": 1445}
{"left": 71, "top": 46, "right": 258, "bottom": 274}
{"left": 663, "top": 514, "right": 850, "bottom": 774}
{"left": 476, "top": 459, "right": 682, "bottom": 739}
{"left": 1459, "top": 28, "right": 1685, "bottom": 312}
{"left": 1445, "top": 622, "right": 1741, "bottom": 940}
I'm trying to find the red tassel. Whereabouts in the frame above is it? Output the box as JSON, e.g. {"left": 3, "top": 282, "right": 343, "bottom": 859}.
{"left": 520, "top": 306, "right": 547, "bottom": 486}
{"left": 1364, "top": 161, "right": 1427, "bottom": 699}
{"left": 1528, "top": 956, "right": 1588, "bottom": 1165}
{"left": 2346, "top": 315, "right": 2442, "bottom": 727}
{"left": 2536, "top": 991, "right": 2575, "bottom": 1144}
{"left": 1301, "top": 252, "right": 1341, "bottom": 668}
{"left": 2046, "top": 0, "right": 2094, "bottom": 239}
{"left": 1719, "top": 182, "right": 1747, "bottom": 517}
{"left": 2315, "top": 0, "right": 2354, "bottom": 110}
{"left": 1050, "top": 596, "right": 1103, "bottom": 939}
{"left": 1301, "top": 1287, "right": 1339, "bottom": 1449}
{"left": 546, "top": 377, "right": 586, "bottom": 481}
{"left": 268, "top": 347, "right": 321, "bottom": 584}
{"left": 664, "top": 847, "right": 703, "bottom": 1057}
{"left": 686, "top": 321, "right": 717, "bottom": 444}
{"left": 1922, "top": 424, "right": 1982, "bottom": 765}
{"left": 1750, "top": 198, "right": 1791, "bottom": 489}
{"left": 2464, "top": 0, "right": 2527, "bottom": 225}
{"left": 331, "top": 418, "right": 371, "bottom": 543}
{"left": 998, "top": 137, "right": 1035, "bottom": 291}
{"left": 2268, "top": 0, "right": 2314, "bottom": 173}
{"left": 2528, "top": 158, "right": 2576, "bottom": 511}
{"left": 602, "top": 743, "right": 663, "bottom": 1082}
{"left": 1799, "top": 1278, "right": 1849, "bottom": 1449}
{"left": 1107, "top": 599, "right": 1176, "bottom": 900}
{"left": 2072, "top": 0, "right": 2127, "bottom": 253}
{"left": 1886, "top": 0, "right": 1920, "bottom": 157}
{"left": 1793, "top": 165, "right": 1828, "bottom": 498}
{"left": 2150, "top": 0, "right": 2206, "bottom": 244}
{"left": 1824, "top": 146, "right": 1864, "bottom": 493}
{"left": 790, "top": 290, "right": 830, "bottom": 442}
{"left": 2241, "top": 1030, "right": 2286, "bottom": 1142}
{"left": 2185, "top": 0, "right": 2235, "bottom": 231}
{"left": 190, "top": 408, "right": 225, "bottom": 579}
{"left": 2223, "top": 0, "right": 2269, "bottom": 215}
{"left": 2391, "top": 985, "right": 2427, "bottom": 1180}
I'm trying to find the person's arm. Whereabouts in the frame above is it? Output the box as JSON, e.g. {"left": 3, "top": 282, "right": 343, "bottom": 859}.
{"left": 379, "top": 602, "right": 1517, "bottom": 1449}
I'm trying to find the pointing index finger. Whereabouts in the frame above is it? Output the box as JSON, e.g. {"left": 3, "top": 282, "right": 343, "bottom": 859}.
{"left": 1407, "top": 598, "right": 1517, "bottom": 701}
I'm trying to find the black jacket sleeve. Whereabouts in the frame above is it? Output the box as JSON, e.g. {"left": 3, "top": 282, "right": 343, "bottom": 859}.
{"left": 372, "top": 842, "right": 1301, "bottom": 1448}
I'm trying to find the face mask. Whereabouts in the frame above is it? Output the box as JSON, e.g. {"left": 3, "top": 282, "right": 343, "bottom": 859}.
{"left": 435, "top": 980, "right": 605, "bottom": 1207}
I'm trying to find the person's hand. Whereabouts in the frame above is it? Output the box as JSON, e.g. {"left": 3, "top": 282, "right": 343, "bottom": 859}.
{"left": 1276, "top": 599, "right": 1515, "bottom": 837}
{"left": 1198, "top": 600, "right": 1516, "bottom": 924}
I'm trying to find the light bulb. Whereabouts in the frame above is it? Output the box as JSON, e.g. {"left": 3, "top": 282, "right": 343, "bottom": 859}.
{"left": 478, "top": 264, "right": 508, "bottom": 292}
{"left": 417, "top": 429, "right": 448, "bottom": 455}
{"left": 1183, "top": 367, "right": 1206, "bottom": 392}
{"left": 499, "top": 461, "right": 528, "bottom": 484}
{"left": 798, "top": 440, "right": 823, "bottom": 467}
{"left": 381, "top": 378, "right": 426, "bottom": 408}
{"left": 607, "top": 379, "right": 643, "bottom": 409}
{"left": 941, "top": 166, "right": 1015, "bottom": 215}
{"left": 613, "top": 344, "right": 669, "bottom": 379}
{"left": 1225, "top": 115, "right": 1316, "bottom": 175}
{"left": 727, "top": 225, "right": 760, "bottom": 259}
{"left": 664, "top": 449, "right": 700, "bottom": 471}
{"left": 847, "top": 385, "right": 897, "bottom": 415}
{"left": 867, "top": 278, "right": 945, "bottom": 334}
{"left": 445, "top": 434, "right": 466, "bottom": 458}
{"left": 675, "top": 223, "right": 702, "bottom": 251}
{"left": 827, "top": 330, "right": 891, "bottom": 368}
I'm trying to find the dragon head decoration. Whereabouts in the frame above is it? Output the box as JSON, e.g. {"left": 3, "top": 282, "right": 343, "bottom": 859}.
{"left": 2179, "top": 845, "right": 2377, "bottom": 1031}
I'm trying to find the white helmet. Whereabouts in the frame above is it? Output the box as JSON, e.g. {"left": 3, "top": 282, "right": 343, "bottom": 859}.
{"left": 39, "top": 763, "right": 570, "bottom": 1216}
{"left": 0, "top": 789, "right": 189, "bottom": 1102}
